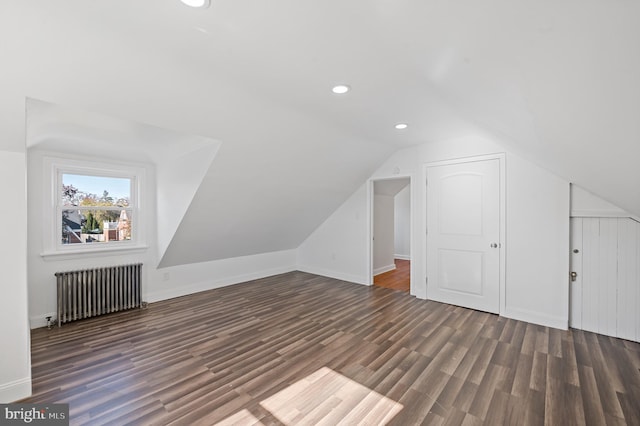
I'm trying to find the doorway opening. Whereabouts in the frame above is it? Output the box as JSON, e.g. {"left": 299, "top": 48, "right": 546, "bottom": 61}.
{"left": 370, "top": 177, "right": 411, "bottom": 293}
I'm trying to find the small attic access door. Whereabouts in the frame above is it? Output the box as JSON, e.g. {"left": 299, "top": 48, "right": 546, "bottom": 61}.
{"left": 425, "top": 155, "right": 504, "bottom": 314}
{"left": 569, "top": 217, "right": 640, "bottom": 342}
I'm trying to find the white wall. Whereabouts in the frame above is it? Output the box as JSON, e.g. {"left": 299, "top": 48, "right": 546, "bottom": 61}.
{"left": 373, "top": 194, "right": 395, "bottom": 275}
{"left": 297, "top": 135, "right": 571, "bottom": 329}
{"left": 394, "top": 186, "right": 411, "bottom": 260}
{"left": 503, "top": 154, "right": 570, "bottom": 328}
{"left": 0, "top": 150, "right": 31, "bottom": 402}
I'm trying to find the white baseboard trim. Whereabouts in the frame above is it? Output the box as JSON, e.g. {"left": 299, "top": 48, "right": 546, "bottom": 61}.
{"left": 146, "top": 264, "right": 297, "bottom": 303}
{"left": 502, "top": 307, "right": 568, "bottom": 330}
{"left": 296, "top": 265, "right": 369, "bottom": 286}
{"left": 0, "top": 377, "right": 31, "bottom": 403}
{"left": 373, "top": 264, "right": 396, "bottom": 276}
{"left": 30, "top": 312, "right": 57, "bottom": 330}
{"left": 394, "top": 254, "right": 411, "bottom": 261}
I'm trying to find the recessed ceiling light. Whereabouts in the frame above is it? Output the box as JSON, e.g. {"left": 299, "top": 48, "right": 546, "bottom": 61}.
{"left": 395, "top": 123, "right": 408, "bottom": 130}
{"left": 331, "top": 85, "right": 350, "bottom": 94}
{"left": 180, "top": 0, "right": 210, "bottom": 8}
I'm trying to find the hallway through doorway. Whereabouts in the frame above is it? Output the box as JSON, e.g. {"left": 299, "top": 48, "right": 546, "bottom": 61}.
{"left": 374, "top": 259, "right": 410, "bottom": 292}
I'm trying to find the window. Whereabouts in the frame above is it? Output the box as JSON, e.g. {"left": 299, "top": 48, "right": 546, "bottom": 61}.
{"left": 60, "top": 174, "right": 133, "bottom": 245}
{"left": 43, "top": 157, "right": 146, "bottom": 256}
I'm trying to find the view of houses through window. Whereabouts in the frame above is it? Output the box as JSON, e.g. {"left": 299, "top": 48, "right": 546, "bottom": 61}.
{"left": 61, "top": 173, "right": 133, "bottom": 245}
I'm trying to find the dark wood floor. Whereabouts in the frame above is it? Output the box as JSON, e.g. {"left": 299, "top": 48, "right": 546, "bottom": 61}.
{"left": 374, "top": 259, "right": 410, "bottom": 292}
{"left": 25, "top": 271, "right": 640, "bottom": 425}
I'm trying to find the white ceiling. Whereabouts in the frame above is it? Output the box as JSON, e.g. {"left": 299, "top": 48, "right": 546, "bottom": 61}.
{"left": 3, "top": 0, "right": 640, "bottom": 265}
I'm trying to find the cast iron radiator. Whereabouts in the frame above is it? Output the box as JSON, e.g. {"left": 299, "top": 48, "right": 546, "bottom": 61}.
{"left": 55, "top": 263, "right": 142, "bottom": 326}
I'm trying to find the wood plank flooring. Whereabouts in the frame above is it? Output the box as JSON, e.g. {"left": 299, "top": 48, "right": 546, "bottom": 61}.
{"left": 374, "top": 259, "right": 410, "bottom": 292}
{"left": 25, "top": 271, "right": 640, "bottom": 425}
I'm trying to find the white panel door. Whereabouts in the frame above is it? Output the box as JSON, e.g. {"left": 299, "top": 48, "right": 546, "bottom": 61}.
{"left": 426, "top": 158, "right": 501, "bottom": 314}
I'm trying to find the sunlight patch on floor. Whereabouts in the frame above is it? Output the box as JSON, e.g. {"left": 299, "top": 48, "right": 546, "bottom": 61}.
{"left": 259, "top": 367, "right": 403, "bottom": 425}
{"left": 215, "top": 367, "right": 403, "bottom": 425}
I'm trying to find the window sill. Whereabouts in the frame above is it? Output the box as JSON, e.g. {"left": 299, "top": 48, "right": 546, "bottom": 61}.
{"left": 40, "top": 244, "right": 149, "bottom": 261}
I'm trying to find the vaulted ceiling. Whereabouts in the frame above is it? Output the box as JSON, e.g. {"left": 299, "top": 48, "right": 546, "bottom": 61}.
{"left": 3, "top": 0, "right": 639, "bottom": 266}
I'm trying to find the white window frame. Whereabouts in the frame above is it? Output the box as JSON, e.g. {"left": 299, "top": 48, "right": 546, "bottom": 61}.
{"left": 41, "top": 156, "right": 147, "bottom": 258}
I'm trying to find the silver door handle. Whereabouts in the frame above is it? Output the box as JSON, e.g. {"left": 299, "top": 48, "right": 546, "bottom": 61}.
{"left": 490, "top": 243, "right": 498, "bottom": 248}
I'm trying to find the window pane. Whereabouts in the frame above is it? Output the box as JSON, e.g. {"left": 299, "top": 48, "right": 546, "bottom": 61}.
{"left": 62, "top": 174, "right": 131, "bottom": 207}
{"left": 62, "top": 209, "right": 133, "bottom": 245}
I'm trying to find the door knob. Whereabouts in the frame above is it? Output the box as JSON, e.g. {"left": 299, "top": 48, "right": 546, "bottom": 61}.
{"left": 490, "top": 243, "right": 498, "bottom": 248}
{"left": 571, "top": 272, "right": 577, "bottom": 282}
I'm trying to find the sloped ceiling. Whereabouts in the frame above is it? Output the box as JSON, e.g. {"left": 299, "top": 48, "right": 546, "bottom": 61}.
{"left": 2, "top": 0, "right": 639, "bottom": 266}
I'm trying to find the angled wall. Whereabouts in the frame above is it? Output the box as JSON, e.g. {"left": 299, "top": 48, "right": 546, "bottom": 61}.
{"left": 297, "top": 184, "right": 369, "bottom": 285}
{"left": 571, "top": 185, "right": 640, "bottom": 221}
{"left": 156, "top": 142, "right": 219, "bottom": 265}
